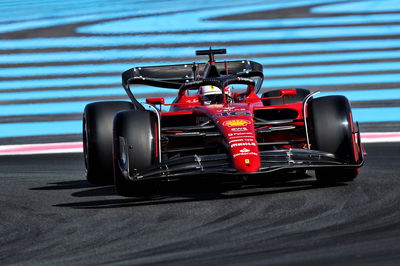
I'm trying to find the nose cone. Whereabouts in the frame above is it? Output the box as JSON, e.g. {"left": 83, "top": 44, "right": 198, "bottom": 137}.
{"left": 233, "top": 154, "right": 261, "bottom": 173}
{"left": 226, "top": 127, "right": 261, "bottom": 173}
{"left": 205, "top": 104, "right": 261, "bottom": 173}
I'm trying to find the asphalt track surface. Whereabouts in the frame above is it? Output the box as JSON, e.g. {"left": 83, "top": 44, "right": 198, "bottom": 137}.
{"left": 1, "top": 0, "right": 400, "bottom": 265}
{"left": 0, "top": 143, "right": 399, "bottom": 265}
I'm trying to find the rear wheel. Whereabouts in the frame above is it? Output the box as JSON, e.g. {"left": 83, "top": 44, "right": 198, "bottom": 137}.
{"left": 113, "top": 110, "right": 158, "bottom": 196}
{"left": 83, "top": 101, "right": 134, "bottom": 184}
{"left": 307, "top": 96, "right": 359, "bottom": 184}
{"left": 261, "top": 88, "right": 310, "bottom": 106}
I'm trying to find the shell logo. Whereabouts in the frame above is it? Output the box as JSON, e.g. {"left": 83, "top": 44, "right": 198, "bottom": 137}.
{"left": 223, "top": 119, "right": 251, "bottom": 127}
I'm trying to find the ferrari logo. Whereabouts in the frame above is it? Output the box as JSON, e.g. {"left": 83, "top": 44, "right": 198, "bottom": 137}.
{"left": 245, "top": 159, "right": 250, "bottom": 164}
{"left": 223, "top": 119, "right": 251, "bottom": 127}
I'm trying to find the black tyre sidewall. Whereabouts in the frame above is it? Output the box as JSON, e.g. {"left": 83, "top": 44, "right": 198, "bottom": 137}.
{"left": 308, "top": 96, "right": 359, "bottom": 183}
{"left": 83, "top": 101, "right": 134, "bottom": 184}
{"left": 308, "top": 96, "right": 355, "bottom": 163}
{"left": 113, "top": 110, "right": 157, "bottom": 196}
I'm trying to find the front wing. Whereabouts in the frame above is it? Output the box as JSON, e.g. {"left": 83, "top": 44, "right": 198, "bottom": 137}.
{"left": 125, "top": 148, "right": 364, "bottom": 181}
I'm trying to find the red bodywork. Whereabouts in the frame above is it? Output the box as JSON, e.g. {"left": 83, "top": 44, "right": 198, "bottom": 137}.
{"left": 153, "top": 83, "right": 305, "bottom": 174}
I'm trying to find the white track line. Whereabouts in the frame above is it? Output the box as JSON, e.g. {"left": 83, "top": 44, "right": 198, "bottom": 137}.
{"left": 0, "top": 142, "right": 82, "bottom": 155}
{"left": 360, "top": 132, "right": 400, "bottom": 143}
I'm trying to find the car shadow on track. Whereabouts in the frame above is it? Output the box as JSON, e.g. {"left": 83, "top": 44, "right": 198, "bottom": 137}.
{"left": 31, "top": 177, "right": 347, "bottom": 209}
{"left": 30, "top": 180, "right": 116, "bottom": 196}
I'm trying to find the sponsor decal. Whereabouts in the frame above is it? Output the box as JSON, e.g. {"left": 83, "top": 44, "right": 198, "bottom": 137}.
{"left": 233, "top": 152, "right": 258, "bottom": 158}
{"left": 214, "top": 111, "right": 251, "bottom": 118}
{"left": 231, "top": 142, "right": 256, "bottom": 148}
{"left": 232, "top": 111, "right": 252, "bottom": 116}
{"left": 230, "top": 127, "right": 248, "bottom": 132}
{"left": 229, "top": 139, "right": 245, "bottom": 143}
{"left": 240, "top": 148, "right": 250, "bottom": 153}
{"left": 223, "top": 119, "right": 251, "bottom": 127}
{"left": 228, "top": 135, "right": 253, "bottom": 139}
{"left": 228, "top": 132, "right": 254, "bottom": 137}
{"left": 215, "top": 107, "right": 246, "bottom": 112}
{"left": 216, "top": 107, "right": 237, "bottom": 111}
{"left": 229, "top": 138, "right": 255, "bottom": 144}
{"left": 231, "top": 132, "right": 252, "bottom": 135}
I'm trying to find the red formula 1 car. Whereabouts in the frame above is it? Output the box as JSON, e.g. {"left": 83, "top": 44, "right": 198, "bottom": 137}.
{"left": 83, "top": 48, "right": 364, "bottom": 196}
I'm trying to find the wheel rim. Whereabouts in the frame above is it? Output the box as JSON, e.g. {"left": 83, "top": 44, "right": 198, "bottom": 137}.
{"left": 83, "top": 116, "right": 89, "bottom": 172}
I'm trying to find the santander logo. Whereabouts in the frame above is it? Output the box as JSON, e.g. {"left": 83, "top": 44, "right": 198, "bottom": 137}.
{"left": 240, "top": 148, "right": 250, "bottom": 153}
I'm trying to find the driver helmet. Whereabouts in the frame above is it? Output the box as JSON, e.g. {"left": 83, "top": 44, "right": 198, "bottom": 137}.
{"left": 199, "top": 85, "right": 223, "bottom": 104}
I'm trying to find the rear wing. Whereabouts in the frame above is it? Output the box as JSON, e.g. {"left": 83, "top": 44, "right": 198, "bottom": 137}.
{"left": 122, "top": 60, "right": 263, "bottom": 89}
{"left": 121, "top": 60, "right": 264, "bottom": 108}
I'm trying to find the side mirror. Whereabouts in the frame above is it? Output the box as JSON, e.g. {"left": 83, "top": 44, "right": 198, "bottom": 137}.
{"left": 146, "top": 98, "right": 165, "bottom": 105}
{"left": 280, "top": 89, "right": 297, "bottom": 96}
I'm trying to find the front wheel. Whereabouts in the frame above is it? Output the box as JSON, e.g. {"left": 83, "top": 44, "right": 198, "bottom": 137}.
{"left": 307, "top": 96, "right": 360, "bottom": 184}
{"left": 83, "top": 101, "right": 134, "bottom": 184}
{"left": 113, "top": 110, "right": 158, "bottom": 196}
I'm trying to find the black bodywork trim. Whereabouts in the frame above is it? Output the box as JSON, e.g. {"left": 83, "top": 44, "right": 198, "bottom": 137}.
{"left": 122, "top": 61, "right": 263, "bottom": 87}
{"left": 162, "top": 125, "right": 216, "bottom": 131}
{"left": 122, "top": 148, "right": 364, "bottom": 181}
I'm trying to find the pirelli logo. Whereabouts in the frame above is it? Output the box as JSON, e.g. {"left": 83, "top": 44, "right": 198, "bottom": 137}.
{"left": 231, "top": 142, "right": 256, "bottom": 147}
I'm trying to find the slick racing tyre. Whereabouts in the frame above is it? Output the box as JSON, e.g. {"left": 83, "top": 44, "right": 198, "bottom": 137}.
{"left": 261, "top": 88, "right": 310, "bottom": 106}
{"left": 307, "top": 96, "right": 359, "bottom": 184}
{"left": 113, "top": 110, "right": 158, "bottom": 197}
{"left": 83, "top": 101, "right": 135, "bottom": 184}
